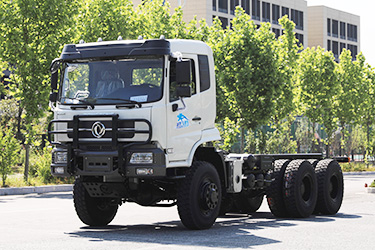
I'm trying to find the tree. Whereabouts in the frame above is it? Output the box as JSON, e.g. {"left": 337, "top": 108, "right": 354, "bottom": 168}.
{"left": 357, "top": 63, "right": 375, "bottom": 159}
{"left": 0, "top": 0, "right": 79, "bottom": 137}
{"left": 336, "top": 50, "right": 365, "bottom": 155}
{"left": 209, "top": 8, "right": 287, "bottom": 131}
{"left": 0, "top": 126, "right": 21, "bottom": 187}
{"left": 296, "top": 47, "right": 339, "bottom": 154}
{"left": 75, "top": 0, "right": 134, "bottom": 42}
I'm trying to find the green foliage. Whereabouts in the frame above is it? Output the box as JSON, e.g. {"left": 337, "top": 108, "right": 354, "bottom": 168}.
{"left": 210, "top": 7, "right": 292, "bottom": 131}
{"left": 340, "top": 162, "right": 375, "bottom": 172}
{"left": 296, "top": 47, "right": 339, "bottom": 152}
{"left": 29, "top": 147, "right": 53, "bottom": 184}
{"left": 76, "top": 0, "right": 134, "bottom": 42}
{"left": 370, "top": 180, "right": 375, "bottom": 188}
{"left": 0, "top": 0, "right": 79, "bottom": 121}
{"left": 216, "top": 117, "right": 240, "bottom": 151}
{"left": 0, "top": 126, "right": 22, "bottom": 187}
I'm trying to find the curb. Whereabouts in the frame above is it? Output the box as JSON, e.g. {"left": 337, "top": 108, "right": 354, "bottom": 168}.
{"left": 0, "top": 184, "right": 73, "bottom": 196}
{"left": 343, "top": 171, "right": 375, "bottom": 176}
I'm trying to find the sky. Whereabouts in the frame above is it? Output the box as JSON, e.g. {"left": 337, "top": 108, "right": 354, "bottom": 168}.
{"left": 308, "top": 0, "right": 375, "bottom": 67}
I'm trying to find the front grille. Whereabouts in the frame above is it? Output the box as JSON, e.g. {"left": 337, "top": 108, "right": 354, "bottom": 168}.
{"left": 67, "top": 120, "right": 135, "bottom": 139}
{"left": 48, "top": 114, "right": 152, "bottom": 149}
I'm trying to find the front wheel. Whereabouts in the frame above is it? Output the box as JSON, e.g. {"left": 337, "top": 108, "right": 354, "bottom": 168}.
{"left": 177, "top": 161, "right": 222, "bottom": 230}
{"left": 73, "top": 178, "right": 118, "bottom": 226}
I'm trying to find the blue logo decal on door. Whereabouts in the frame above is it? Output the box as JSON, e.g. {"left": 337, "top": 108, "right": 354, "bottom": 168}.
{"left": 176, "top": 113, "right": 189, "bottom": 129}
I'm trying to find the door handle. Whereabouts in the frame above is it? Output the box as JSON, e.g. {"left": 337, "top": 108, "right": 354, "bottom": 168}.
{"left": 192, "top": 117, "right": 201, "bottom": 121}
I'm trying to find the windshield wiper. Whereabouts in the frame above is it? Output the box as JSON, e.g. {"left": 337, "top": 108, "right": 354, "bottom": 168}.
{"left": 95, "top": 98, "right": 142, "bottom": 108}
{"left": 62, "top": 98, "right": 95, "bottom": 109}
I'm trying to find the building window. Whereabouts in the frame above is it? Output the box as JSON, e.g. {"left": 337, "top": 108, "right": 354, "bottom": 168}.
{"left": 282, "top": 7, "right": 289, "bottom": 17}
{"left": 332, "top": 20, "right": 339, "bottom": 38}
{"left": 272, "top": 28, "right": 280, "bottom": 38}
{"left": 327, "top": 18, "right": 331, "bottom": 36}
{"left": 340, "top": 22, "right": 346, "bottom": 40}
{"left": 213, "top": 0, "right": 216, "bottom": 11}
{"left": 252, "top": 0, "right": 260, "bottom": 20}
{"left": 347, "top": 24, "right": 358, "bottom": 42}
{"left": 219, "top": 16, "right": 228, "bottom": 28}
{"left": 340, "top": 43, "right": 346, "bottom": 53}
{"left": 230, "top": 0, "right": 239, "bottom": 15}
{"left": 295, "top": 33, "right": 304, "bottom": 46}
{"left": 242, "top": 0, "right": 250, "bottom": 15}
{"left": 219, "top": 0, "right": 228, "bottom": 13}
{"left": 332, "top": 41, "right": 339, "bottom": 60}
{"left": 291, "top": 9, "right": 303, "bottom": 30}
{"left": 262, "top": 2, "right": 271, "bottom": 22}
{"left": 272, "top": 4, "right": 280, "bottom": 25}
{"left": 347, "top": 44, "right": 358, "bottom": 60}
{"left": 327, "top": 40, "right": 331, "bottom": 51}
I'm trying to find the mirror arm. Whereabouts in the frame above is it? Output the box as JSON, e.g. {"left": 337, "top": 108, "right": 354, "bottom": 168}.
{"left": 177, "top": 97, "right": 187, "bottom": 111}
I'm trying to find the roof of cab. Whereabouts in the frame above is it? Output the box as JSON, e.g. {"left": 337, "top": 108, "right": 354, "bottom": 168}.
{"left": 59, "top": 39, "right": 211, "bottom": 61}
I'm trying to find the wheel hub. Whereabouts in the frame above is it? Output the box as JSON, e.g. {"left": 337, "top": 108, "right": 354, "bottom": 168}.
{"left": 201, "top": 182, "right": 219, "bottom": 210}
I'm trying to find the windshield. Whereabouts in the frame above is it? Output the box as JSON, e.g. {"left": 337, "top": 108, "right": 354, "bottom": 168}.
{"left": 59, "top": 57, "right": 164, "bottom": 105}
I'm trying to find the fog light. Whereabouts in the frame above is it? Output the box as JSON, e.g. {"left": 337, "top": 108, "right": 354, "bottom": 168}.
{"left": 54, "top": 151, "right": 68, "bottom": 164}
{"left": 130, "top": 152, "right": 153, "bottom": 164}
{"left": 136, "top": 168, "right": 154, "bottom": 175}
{"left": 54, "top": 166, "right": 65, "bottom": 174}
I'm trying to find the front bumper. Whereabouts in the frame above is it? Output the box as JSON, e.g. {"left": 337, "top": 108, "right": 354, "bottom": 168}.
{"left": 49, "top": 114, "right": 166, "bottom": 178}
{"left": 51, "top": 145, "right": 166, "bottom": 178}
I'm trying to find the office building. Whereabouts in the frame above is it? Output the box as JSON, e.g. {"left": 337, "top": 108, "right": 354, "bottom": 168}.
{"left": 132, "top": 0, "right": 360, "bottom": 57}
{"left": 308, "top": 5, "right": 360, "bottom": 60}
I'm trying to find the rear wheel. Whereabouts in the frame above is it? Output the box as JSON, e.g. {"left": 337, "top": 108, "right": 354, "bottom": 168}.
{"left": 177, "top": 161, "right": 222, "bottom": 230}
{"left": 235, "top": 192, "right": 264, "bottom": 214}
{"left": 266, "top": 159, "right": 290, "bottom": 217}
{"left": 283, "top": 160, "right": 318, "bottom": 218}
{"left": 314, "top": 159, "right": 344, "bottom": 215}
{"left": 73, "top": 178, "right": 118, "bottom": 226}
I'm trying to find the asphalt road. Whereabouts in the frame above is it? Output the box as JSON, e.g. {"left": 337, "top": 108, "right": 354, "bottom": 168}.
{"left": 1, "top": 173, "right": 374, "bottom": 250}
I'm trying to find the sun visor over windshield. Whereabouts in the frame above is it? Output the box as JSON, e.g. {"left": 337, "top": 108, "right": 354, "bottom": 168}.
{"left": 60, "top": 40, "right": 170, "bottom": 61}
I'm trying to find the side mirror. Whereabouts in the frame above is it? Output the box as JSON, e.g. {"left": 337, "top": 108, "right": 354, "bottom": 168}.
{"left": 176, "top": 85, "right": 191, "bottom": 98}
{"left": 176, "top": 60, "right": 191, "bottom": 84}
{"left": 51, "top": 72, "right": 58, "bottom": 90}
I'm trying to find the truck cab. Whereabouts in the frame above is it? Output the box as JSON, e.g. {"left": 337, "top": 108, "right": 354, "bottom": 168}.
{"left": 49, "top": 38, "right": 220, "bottom": 179}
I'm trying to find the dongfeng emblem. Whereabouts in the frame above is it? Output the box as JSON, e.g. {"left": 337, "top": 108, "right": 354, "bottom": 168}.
{"left": 92, "top": 122, "right": 106, "bottom": 138}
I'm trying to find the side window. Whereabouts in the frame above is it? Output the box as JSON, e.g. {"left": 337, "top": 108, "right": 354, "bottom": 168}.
{"left": 169, "top": 59, "right": 196, "bottom": 102}
{"left": 198, "top": 55, "right": 211, "bottom": 92}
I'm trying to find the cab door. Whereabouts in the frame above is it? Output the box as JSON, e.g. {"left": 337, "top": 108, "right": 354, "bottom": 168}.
{"left": 166, "top": 55, "right": 202, "bottom": 163}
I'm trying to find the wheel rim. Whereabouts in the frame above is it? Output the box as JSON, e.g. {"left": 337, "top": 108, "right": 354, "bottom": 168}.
{"left": 200, "top": 180, "right": 219, "bottom": 212}
{"left": 301, "top": 174, "right": 313, "bottom": 202}
{"left": 329, "top": 174, "right": 339, "bottom": 199}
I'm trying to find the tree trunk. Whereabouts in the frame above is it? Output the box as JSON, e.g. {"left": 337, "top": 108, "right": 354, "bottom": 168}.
{"left": 240, "top": 128, "right": 245, "bottom": 153}
{"left": 366, "top": 122, "right": 370, "bottom": 168}
{"left": 24, "top": 144, "right": 30, "bottom": 182}
{"left": 16, "top": 106, "right": 23, "bottom": 142}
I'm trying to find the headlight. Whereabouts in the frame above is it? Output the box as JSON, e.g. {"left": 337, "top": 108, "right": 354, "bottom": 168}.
{"left": 53, "top": 166, "right": 65, "bottom": 174}
{"left": 130, "top": 152, "right": 153, "bottom": 164}
{"left": 54, "top": 151, "right": 68, "bottom": 164}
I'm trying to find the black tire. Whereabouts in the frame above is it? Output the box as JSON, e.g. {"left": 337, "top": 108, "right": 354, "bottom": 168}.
{"left": 73, "top": 178, "right": 118, "bottom": 226}
{"left": 283, "top": 160, "right": 318, "bottom": 218}
{"left": 314, "top": 159, "right": 344, "bottom": 215}
{"left": 235, "top": 193, "right": 264, "bottom": 214}
{"left": 308, "top": 159, "right": 319, "bottom": 168}
{"left": 177, "top": 161, "right": 222, "bottom": 230}
{"left": 266, "top": 159, "right": 290, "bottom": 217}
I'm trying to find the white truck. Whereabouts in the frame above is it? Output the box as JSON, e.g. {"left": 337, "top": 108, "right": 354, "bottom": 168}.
{"left": 48, "top": 38, "right": 345, "bottom": 230}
